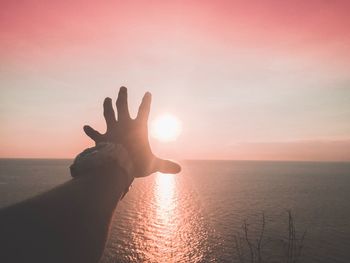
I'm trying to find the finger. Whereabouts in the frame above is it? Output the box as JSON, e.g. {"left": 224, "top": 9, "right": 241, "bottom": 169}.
{"left": 116, "top": 86, "right": 130, "bottom": 121}
{"left": 103, "top": 97, "right": 117, "bottom": 129}
{"left": 136, "top": 92, "right": 152, "bottom": 123}
{"left": 83, "top": 125, "right": 103, "bottom": 143}
{"left": 155, "top": 158, "right": 181, "bottom": 174}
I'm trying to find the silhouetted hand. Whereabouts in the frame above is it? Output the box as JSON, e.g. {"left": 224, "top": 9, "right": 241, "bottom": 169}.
{"left": 83, "top": 87, "right": 181, "bottom": 177}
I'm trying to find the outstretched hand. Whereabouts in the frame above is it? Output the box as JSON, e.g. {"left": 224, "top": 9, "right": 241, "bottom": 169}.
{"left": 83, "top": 87, "right": 181, "bottom": 177}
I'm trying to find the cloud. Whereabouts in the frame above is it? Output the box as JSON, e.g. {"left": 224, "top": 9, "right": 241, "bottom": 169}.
{"left": 229, "top": 139, "right": 350, "bottom": 161}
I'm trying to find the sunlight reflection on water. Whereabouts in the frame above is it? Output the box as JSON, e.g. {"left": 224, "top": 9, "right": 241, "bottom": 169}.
{"left": 153, "top": 174, "right": 177, "bottom": 259}
{"left": 142, "top": 173, "right": 213, "bottom": 262}
{"left": 155, "top": 173, "right": 176, "bottom": 226}
{"left": 102, "top": 171, "right": 216, "bottom": 262}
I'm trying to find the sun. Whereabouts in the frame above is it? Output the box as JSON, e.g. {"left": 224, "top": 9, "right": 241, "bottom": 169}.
{"left": 151, "top": 114, "right": 182, "bottom": 142}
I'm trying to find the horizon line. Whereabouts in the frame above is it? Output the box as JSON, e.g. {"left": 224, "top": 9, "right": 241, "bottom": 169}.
{"left": 0, "top": 157, "right": 349, "bottom": 163}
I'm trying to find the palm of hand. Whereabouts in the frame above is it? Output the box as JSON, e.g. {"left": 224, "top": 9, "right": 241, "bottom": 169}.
{"left": 83, "top": 87, "right": 181, "bottom": 177}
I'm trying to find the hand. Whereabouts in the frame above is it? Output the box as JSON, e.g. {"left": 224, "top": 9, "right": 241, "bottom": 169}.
{"left": 83, "top": 87, "right": 181, "bottom": 177}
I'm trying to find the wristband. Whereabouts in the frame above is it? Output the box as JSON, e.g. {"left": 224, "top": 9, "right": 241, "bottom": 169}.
{"left": 70, "top": 142, "right": 134, "bottom": 198}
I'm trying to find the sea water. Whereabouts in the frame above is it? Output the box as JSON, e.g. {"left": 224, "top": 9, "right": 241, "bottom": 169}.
{"left": 1, "top": 159, "right": 350, "bottom": 262}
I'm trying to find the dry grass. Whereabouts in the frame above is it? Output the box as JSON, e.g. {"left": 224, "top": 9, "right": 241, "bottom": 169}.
{"left": 234, "top": 211, "right": 306, "bottom": 263}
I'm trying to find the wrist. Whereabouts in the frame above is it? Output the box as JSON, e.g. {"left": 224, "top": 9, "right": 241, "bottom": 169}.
{"left": 81, "top": 165, "right": 133, "bottom": 200}
{"left": 70, "top": 142, "right": 135, "bottom": 198}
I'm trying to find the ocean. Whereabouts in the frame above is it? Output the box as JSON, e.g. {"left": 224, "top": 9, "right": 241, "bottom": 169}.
{"left": 0, "top": 159, "right": 350, "bottom": 262}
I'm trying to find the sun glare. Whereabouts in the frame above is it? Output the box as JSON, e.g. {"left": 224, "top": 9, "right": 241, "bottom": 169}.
{"left": 151, "top": 114, "right": 182, "bottom": 142}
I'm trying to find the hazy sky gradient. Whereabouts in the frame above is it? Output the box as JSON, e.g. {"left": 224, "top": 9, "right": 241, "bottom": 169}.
{"left": 1, "top": 0, "right": 350, "bottom": 160}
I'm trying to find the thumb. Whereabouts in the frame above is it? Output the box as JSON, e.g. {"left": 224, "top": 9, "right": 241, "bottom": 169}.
{"left": 155, "top": 158, "right": 181, "bottom": 174}
{"left": 83, "top": 125, "right": 102, "bottom": 143}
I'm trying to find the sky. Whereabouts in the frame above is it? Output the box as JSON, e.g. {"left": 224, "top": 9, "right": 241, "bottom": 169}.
{"left": 1, "top": 0, "right": 350, "bottom": 161}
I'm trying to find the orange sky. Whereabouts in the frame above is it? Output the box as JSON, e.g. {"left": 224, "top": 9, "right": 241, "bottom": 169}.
{"left": 1, "top": 0, "right": 350, "bottom": 161}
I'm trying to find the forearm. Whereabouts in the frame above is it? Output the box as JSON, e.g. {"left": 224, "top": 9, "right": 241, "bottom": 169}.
{"left": 0, "top": 167, "right": 130, "bottom": 263}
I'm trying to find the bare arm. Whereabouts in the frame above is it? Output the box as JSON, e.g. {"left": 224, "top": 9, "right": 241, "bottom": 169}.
{"left": 0, "top": 166, "right": 129, "bottom": 263}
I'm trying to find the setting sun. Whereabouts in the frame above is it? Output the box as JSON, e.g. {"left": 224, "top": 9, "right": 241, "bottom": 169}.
{"left": 151, "top": 114, "right": 182, "bottom": 142}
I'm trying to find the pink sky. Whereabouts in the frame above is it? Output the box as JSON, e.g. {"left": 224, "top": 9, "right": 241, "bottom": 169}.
{"left": 1, "top": 0, "right": 350, "bottom": 161}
